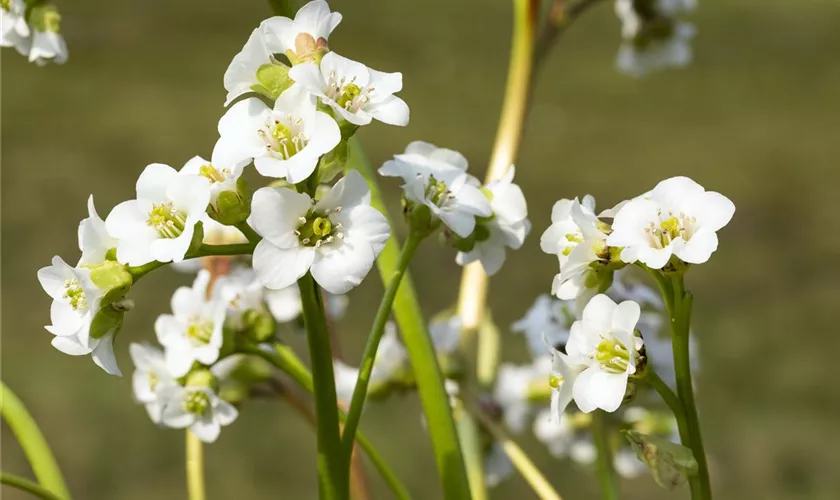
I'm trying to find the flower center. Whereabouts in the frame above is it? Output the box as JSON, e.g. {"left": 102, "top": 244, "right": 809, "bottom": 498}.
{"left": 595, "top": 337, "right": 631, "bottom": 373}
{"left": 183, "top": 390, "right": 211, "bottom": 416}
{"left": 295, "top": 209, "right": 343, "bottom": 248}
{"left": 148, "top": 371, "right": 160, "bottom": 391}
{"left": 326, "top": 73, "right": 373, "bottom": 114}
{"left": 63, "top": 278, "right": 87, "bottom": 310}
{"left": 259, "top": 116, "right": 308, "bottom": 160}
{"left": 644, "top": 210, "right": 696, "bottom": 249}
{"left": 186, "top": 319, "right": 214, "bottom": 345}
{"left": 199, "top": 164, "right": 228, "bottom": 184}
{"left": 424, "top": 175, "right": 454, "bottom": 208}
{"left": 147, "top": 202, "right": 187, "bottom": 238}
{"left": 549, "top": 373, "right": 565, "bottom": 390}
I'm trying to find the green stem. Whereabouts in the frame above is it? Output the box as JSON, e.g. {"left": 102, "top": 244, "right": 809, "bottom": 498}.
{"left": 466, "top": 399, "right": 562, "bottom": 500}
{"left": 346, "top": 139, "right": 472, "bottom": 499}
{"left": 592, "top": 410, "right": 619, "bottom": 500}
{"left": 340, "top": 231, "right": 424, "bottom": 457}
{"left": 644, "top": 369, "right": 691, "bottom": 447}
{"left": 297, "top": 273, "right": 347, "bottom": 499}
{"left": 241, "top": 345, "right": 413, "bottom": 500}
{"left": 235, "top": 221, "right": 262, "bottom": 245}
{"left": 185, "top": 431, "right": 205, "bottom": 500}
{"left": 669, "top": 276, "right": 712, "bottom": 499}
{"left": 0, "top": 383, "right": 70, "bottom": 499}
{"left": 0, "top": 472, "right": 63, "bottom": 500}
{"left": 127, "top": 242, "right": 257, "bottom": 281}
{"left": 454, "top": 407, "right": 487, "bottom": 500}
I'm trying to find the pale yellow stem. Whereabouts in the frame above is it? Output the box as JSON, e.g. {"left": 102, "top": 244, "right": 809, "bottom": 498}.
{"left": 186, "top": 431, "right": 206, "bottom": 500}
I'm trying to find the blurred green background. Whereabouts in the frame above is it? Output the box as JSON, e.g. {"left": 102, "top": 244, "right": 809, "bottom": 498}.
{"left": 3, "top": 0, "right": 840, "bottom": 498}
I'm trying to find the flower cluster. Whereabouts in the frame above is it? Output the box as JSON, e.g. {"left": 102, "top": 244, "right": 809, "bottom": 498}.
{"left": 613, "top": 0, "right": 698, "bottom": 76}
{"left": 1, "top": 0, "right": 67, "bottom": 65}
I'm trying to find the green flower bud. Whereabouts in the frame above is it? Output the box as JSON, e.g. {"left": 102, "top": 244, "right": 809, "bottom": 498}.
{"left": 526, "top": 380, "right": 552, "bottom": 403}
{"left": 405, "top": 203, "right": 440, "bottom": 236}
{"left": 623, "top": 430, "right": 698, "bottom": 490}
{"left": 185, "top": 369, "right": 219, "bottom": 392}
{"left": 88, "top": 261, "right": 133, "bottom": 306}
{"left": 242, "top": 309, "right": 277, "bottom": 343}
{"left": 209, "top": 178, "right": 252, "bottom": 226}
{"left": 250, "top": 63, "right": 293, "bottom": 101}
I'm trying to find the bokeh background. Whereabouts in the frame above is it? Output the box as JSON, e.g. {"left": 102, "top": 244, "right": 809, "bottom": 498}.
{"left": 3, "top": 0, "right": 840, "bottom": 498}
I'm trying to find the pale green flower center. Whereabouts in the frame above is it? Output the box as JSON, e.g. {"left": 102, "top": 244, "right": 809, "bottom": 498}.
{"left": 63, "top": 278, "right": 87, "bottom": 310}
{"left": 147, "top": 202, "right": 187, "bottom": 238}
{"left": 183, "top": 391, "right": 211, "bottom": 416}
{"left": 296, "top": 209, "right": 342, "bottom": 248}
{"left": 595, "top": 337, "right": 631, "bottom": 374}
{"left": 187, "top": 319, "right": 214, "bottom": 345}
{"left": 259, "top": 117, "right": 307, "bottom": 160}
{"left": 199, "top": 164, "right": 228, "bottom": 184}
{"left": 645, "top": 211, "right": 696, "bottom": 249}
{"left": 326, "top": 74, "right": 372, "bottom": 113}
{"left": 548, "top": 373, "right": 564, "bottom": 389}
{"left": 425, "top": 175, "right": 453, "bottom": 207}
{"left": 148, "top": 371, "right": 159, "bottom": 391}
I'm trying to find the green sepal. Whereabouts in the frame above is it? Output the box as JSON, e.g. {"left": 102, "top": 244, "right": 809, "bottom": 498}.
{"left": 623, "top": 430, "right": 698, "bottom": 490}
{"left": 250, "top": 63, "right": 293, "bottom": 101}
{"left": 185, "top": 369, "right": 219, "bottom": 391}
{"left": 317, "top": 141, "right": 349, "bottom": 184}
{"left": 88, "top": 261, "right": 133, "bottom": 306}
{"left": 89, "top": 304, "right": 125, "bottom": 340}
{"left": 210, "top": 185, "right": 251, "bottom": 226}
{"left": 29, "top": 4, "right": 61, "bottom": 33}
{"left": 105, "top": 248, "right": 118, "bottom": 262}
{"left": 187, "top": 221, "right": 205, "bottom": 255}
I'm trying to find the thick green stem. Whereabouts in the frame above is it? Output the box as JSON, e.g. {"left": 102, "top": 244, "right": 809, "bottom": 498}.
{"left": 0, "top": 472, "right": 63, "bottom": 500}
{"left": 241, "top": 345, "right": 413, "bottom": 500}
{"left": 466, "top": 399, "right": 562, "bottom": 500}
{"left": 185, "top": 431, "right": 205, "bottom": 500}
{"left": 235, "top": 221, "right": 262, "bottom": 244}
{"left": 592, "top": 411, "right": 619, "bottom": 500}
{"left": 346, "top": 139, "right": 472, "bottom": 499}
{"left": 298, "top": 273, "right": 347, "bottom": 499}
{"left": 0, "top": 383, "right": 70, "bottom": 499}
{"left": 669, "top": 277, "right": 712, "bottom": 499}
{"left": 128, "top": 242, "right": 257, "bottom": 281}
{"left": 340, "top": 232, "right": 424, "bottom": 456}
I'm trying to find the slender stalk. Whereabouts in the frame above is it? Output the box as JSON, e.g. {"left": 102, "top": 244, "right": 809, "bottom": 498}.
{"left": 241, "top": 344, "right": 413, "bottom": 500}
{"left": 298, "top": 273, "right": 347, "bottom": 499}
{"left": 467, "top": 400, "right": 562, "bottom": 500}
{"left": 454, "top": 406, "right": 487, "bottom": 500}
{"left": 185, "top": 431, "right": 206, "bottom": 500}
{"left": 234, "top": 221, "right": 262, "bottom": 244}
{"left": 669, "top": 277, "right": 712, "bottom": 499}
{"left": 340, "top": 231, "right": 424, "bottom": 457}
{"left": 644, "top": 369, "right": 691, "bottom": 446}
{"left": 592, "top": 411, "right": 619, "bottom": 500}
{"left": 0, "top": 383, "right": 70, "bottom": 499}
{"left": 128, "top": 242, "right": 256, "bottom": 281}
{"left": 346, "top": 139, "right": 471, "bottom": 499}
{"left": 0, "top": 472, "right": 63, "bottom": 500}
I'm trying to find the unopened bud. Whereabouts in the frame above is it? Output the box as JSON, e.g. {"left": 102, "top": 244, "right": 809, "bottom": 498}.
{"left": 185, "top": 369, "right": 219, "bottom": 392}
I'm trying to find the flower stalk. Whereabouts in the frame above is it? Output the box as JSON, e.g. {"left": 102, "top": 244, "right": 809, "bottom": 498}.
{"left": 185, "top": 431, "right": 206, "bottom": 500}
{"left": 0, "top": 472, "right": 64, "bottom": 500}
{"left": 0, "top": 382, "right": 70, "bottom": 500}
{"left": 592, "top": 410, "right": 620, "bottom": 500}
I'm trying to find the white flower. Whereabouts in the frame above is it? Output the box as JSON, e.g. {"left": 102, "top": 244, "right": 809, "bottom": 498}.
{"left": 607, "top": 176, "right": 735, "bottom": 269}
{"left": 159, "top": 385, "right": 238, "bottom": 443}
{"left": 616, "top": 22, "right": 696, "bottom": 77}
{"left": 213, "top": 88, "right": 340, "bottom": 183}
{"left": 1, "top": 0, "right": 30, "bottom": 55}
{"left": 78, "top": 196, "right": 118, "bottom": 266}
{"left": 155, "top": 270, "right": 227, "bottom": 377}
{"left": 429, "top": 314, "right": 462, "bottom": 355}
{"left": 289, "top": 52, "right": 409, "bottom": 126}
{"left": 511, "top": 295, "right": 573, "bottom": 360}
{"left": 38, "top": 256, "right": 121, "bottom": 375}
{"left": 379, "top": 141, "right": 491, "bottom": 237}
{"left": 456, "top": 166, "right": 530, "bottom": 275}
{"left": 249, "top": 170, "right": 389, "bottom": 294}
{"left": 180, "top": 155, "right": 247, "bottom": 212}
{"left": 565, "top": 294, "right": 643, "bottom": 413}
{"left": 261, "top": 0, "right": 342, "bottom": 60}
{"left": 494, "top": 356, "right": 552, "bottom": 432}
{"left": 333, "top": 322, "right": 407, "bottom": 402}
{"left": 215, "top": 267, "right": 266, "bottom": 329}
{"left": 28, "top": 28, "right": 67, "bottom": 66}
{"left": 129, "top": 343, "right": 177, "bottom": 423}
{"left": 484, "top": 443, "right": 514, "bottom": 488}
{"left": 540, "top": 195, "right": 596, "bottom": 263}
{"left": 547, "top": 348, "right": 578, "bottom": 420}
{"left": 105, "top": 163, "right": 211, "bottom": 266}
{"left": 223, "top": 26, "right": 275, "bottom": 106}
{"left": 533, "top": 409, "right": 577, "bottom": 458}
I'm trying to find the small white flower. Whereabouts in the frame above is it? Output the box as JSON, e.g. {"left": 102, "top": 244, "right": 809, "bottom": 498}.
{"left": 547, "top": 348, "right": 578, "bottom": 420}
{"left": 429, "top": 314, "right": 462, "bottom": 355}
{"left": 129, "top": 343, "right": 177, "bottom": 423}
{"left": 616, "top": 22, "right": 696, "bottom": 77}
{"left": 565, "top": 294, "right": 643, "bottom": 413}
{"left": 379, "top": 141, "right": 491, "bottom": 237}
{"left": 105, "top": 163, "right": 211, "bottom": 266}
{"left": 155, "top": 270, "right": 227, "bottom": 377}
{"left": 261, "top": 0, "right": 342, "bottom": 60}
{"left": 0, "top": 0, "right": 30, "bottom": 56}
{"left": 180, "top": 155, "right": 248, "bottom": 212}
{"left": 456, "top": 166, "right": 530, "bottom": 275}
{"left": 213, "top": 88, "right": 340, "bottom": 183}
{"left": 607, "top": 176, "right": 735, "bottom": 269}
{"left": 494, "top": 356, "right": 552, "bottom": 432}
{"left": 249, "top": 170, "right": 389, "bottom": 294}
{"left": 78, "top": 195, "right": 119, "bottom": 266}
{"left": 159, "top": 385, "right": 238, "bottom": 443}
{"left": 223, "top": 26, "right": 275, "bottom": 106}
{"left": 540, "top": 195, "right": 596, "bottom": 263}
{"left": 289, "top": 52, "right": 409, "bottom": 127}
{"left": 28, "top": 28, "right": 67, "bottom": 66}
{"left": 215, "top": 267, "right": 266, "bottom": 329}
{"left": 511, "top": 295, "right": 573, "bottom": 360}
{"left": 533, "top": 409, "right": 576, "bottom": 458}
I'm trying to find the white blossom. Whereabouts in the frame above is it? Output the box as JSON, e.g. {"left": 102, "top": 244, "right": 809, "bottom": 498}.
{"left": 106, "top": 163, "right": 211, "bottom": 266}
{"left": 155, "top": 270, "right": 227, "bottom": 377}
{"left": 28, "top": 28, "right": 67, "bottom": 66}
{"left": 456, "top": 166, "right": 530, "bottom": 275}
{"left": 249, "top": 170, "right": 389, "bottom": 294}
{"left": 564, "top": 294, "right": 643, "bottom": 413}
{"left": 261, "top": 0, "right": 342, "bottom": 61}
{"left": 289, "top": 52, "right": 409, "bottom": 126}
{"left": 223, "top": 26, "right": 275, "bottom": 106}
{"left": 511, "top": 295, "right": 573, "bottom": 360}
{"left": 129, "top": 343, "right": 177, "bottom": 423}
{"left": 158, "top": 385, "right": 238, "bottom": 443}
{"left": 607, "top": 176, "right": 735, "bottom": 269}
{"left": 213, "top": 88, "right": 340, "bottom": 183}
{"left": 1, "top": 0, "right": 30, "bottom": 55}
{"left": 616, "top": 22, "right": 696, "bottom": 77}
{"left": 379, "top": 141, "right": 491, "bottom": 237}
{"left": 78, "top": 196, "right": 118, "bottom": 266}
{"left": 180, "top": 155, "right": 247, "bottom": 212}
{"left": 215, "top": 267, "right": 266, "bottom": 329}
{"left": 495, "top": 356, "right": 552, "bottom": 432}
